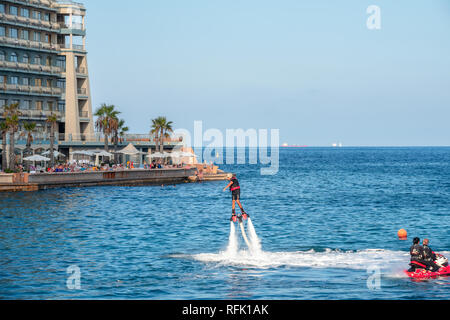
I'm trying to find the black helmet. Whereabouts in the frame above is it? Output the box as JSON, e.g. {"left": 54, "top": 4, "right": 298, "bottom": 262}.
{"left": 413, "top": 237, "right": 420, "bottom": 244}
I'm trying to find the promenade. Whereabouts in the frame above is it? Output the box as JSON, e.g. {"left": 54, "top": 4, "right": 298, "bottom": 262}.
{"left": 0, "top": 167, "right": 231, "bottom": 192}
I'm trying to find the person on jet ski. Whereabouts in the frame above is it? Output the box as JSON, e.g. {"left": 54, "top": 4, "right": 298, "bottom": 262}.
{"left": 410, "top": 237, "right": 424, "bottom": 261}
{"left": 410, "top": 237, "right": 439, "bottom": 272}
{"left": 422, "top": 239, "right": 440, "bottom": 271}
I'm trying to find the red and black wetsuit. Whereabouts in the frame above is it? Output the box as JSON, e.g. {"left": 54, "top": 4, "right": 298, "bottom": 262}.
{"left": 230, "top": 177, "right": 241, "bottom": 200}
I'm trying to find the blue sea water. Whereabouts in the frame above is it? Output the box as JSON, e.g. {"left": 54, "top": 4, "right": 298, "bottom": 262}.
{"left": 0, "top": 147, "right": 449, "bottom": 300}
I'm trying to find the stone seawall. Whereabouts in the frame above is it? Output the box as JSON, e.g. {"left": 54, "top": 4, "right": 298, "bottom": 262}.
{"left": 0, "top": 168, "right": 198, "bottom": 192}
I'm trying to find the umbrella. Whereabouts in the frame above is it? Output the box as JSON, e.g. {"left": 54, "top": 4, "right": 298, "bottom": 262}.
{"left": 180, "top": 152, "right": 195, "bottom": 157}
{"left": 119, "top": 143, "right": 140, "bottom": 155}
{"left": 71, "top": 150, "right": 95, "bottom": 156}
{"left": 42, "top": 150, "right": 65, "bottom": 157}
{"left": 169, "top": 151, "right": 181, "bottom": 158}
{"left": 23, "top": 155, "right": 51, "bottom": 162}
{"left": 147, "top": 152, "right": 164, "bottom": 158}
{"left": 94, "top": 150, "right": 113, "bottom": 157}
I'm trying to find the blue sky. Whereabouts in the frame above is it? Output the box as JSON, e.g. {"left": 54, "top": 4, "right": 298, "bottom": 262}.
{"left": 84, "top": 0, "right": 450, "bottom": 146}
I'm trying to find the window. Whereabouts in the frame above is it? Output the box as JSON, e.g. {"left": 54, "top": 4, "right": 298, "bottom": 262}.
{"left": 32, "top": 11, "right": 41, "bottom": 20}
{"left": 33, "top": 32, "right": 41, "bottom": 42}
{"left": 47, "top": 101, "right": 53, "bottom": 111}
{"left": 21, "top": 30, "right": 29, "bottom": 40}
{"left": 9, "top": 52, "right": 18, "bottom": 63}
{"left": 22, "top": 78, "right": 30, "bottom": 86}
{"left": 34, "top": 55, "right": 41, "bottom": 65}
{"left": 44, "top": 13, "right": 50, "bottom": 21}
{"left": 46, "top": 79, "right": 52, "bottom": 88}
{"left": 56, "top": 80, "right": 65, "bottom": 88}
{"left": 0, "top": 4, "right": 5, "bottom": 14}
{"left": 0, "top": 26, "right": 5, "bottom": 37}
{"left": 22, "top": 54, "right": 29, "bottom": 64}
{"left": 46, "top": 56, "right": 51, "bottom": 66}
{"left": 0, "top": 99, "right": 7, "bottom": 108}
{"left": 9, "top": 28, "right": 18, "bottom": 39}
{"left": 10, "top": 76, "right": 19, "bottom": 85}
{"left": 56, "top": 57, "right": 65, "bottom": 69}
{"left": 35, "top": 78, "right": 42, "bottom": 87}
{"left": 10, "top": 6, "right": 18, "bottom": 16}
{"left": 21, "top": 100, "right": 31, "bottom": 110}
{"left": 58, "top": 102, "right": 65, "bottom": 112}
{"left": 0, "top": 51, "right": 5, "bottom": 61}
{"left": 36, "top": 101, "right": 43, "bottom": 111}
{"left": 0, "top": 76, "right": 4, "bottom": 84}
{"left": 21, "top": 8, "right": 30, "bottom": 18}
{"left": 45, "top": 34, "right": 50, "bottom": 43}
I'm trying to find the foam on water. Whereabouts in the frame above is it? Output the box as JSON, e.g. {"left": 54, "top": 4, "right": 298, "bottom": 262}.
{"left": 193, "top": 247, "right": 410, "bottom": 271}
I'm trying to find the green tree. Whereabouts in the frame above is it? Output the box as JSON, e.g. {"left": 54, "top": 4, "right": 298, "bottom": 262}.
{"left": 113, "top": 118, "right": 128, "bottom": 163}
{"left": 95, "top": 104, "right": 120, "bottom": 151}
{"left": 151, "top": 116, "right": 173, "bottom": 153}
{"left": 22, "top": 122, "right": 36, "bottom": 157}
{"left": 0, "top": 122, "right": 8, "bottom": 171}
{"left": 46, "top": 114, "right": 58, "bottom": 167}
{"left": 4, "top": 103, "right": 21, "bottom": 170}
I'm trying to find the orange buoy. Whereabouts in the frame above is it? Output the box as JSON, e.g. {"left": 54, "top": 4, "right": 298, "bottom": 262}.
{"left": 398, "top": 229, "right": 407, "bottom": 240}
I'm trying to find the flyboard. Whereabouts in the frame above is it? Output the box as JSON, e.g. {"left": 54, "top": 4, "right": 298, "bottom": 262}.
{"left": 231, "top": 214, "right": 251, "bottom": 250}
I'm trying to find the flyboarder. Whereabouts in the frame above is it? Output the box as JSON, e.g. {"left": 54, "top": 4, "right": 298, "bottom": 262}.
{"left": 223, "top": 174, "right": 248, "bottom": 222}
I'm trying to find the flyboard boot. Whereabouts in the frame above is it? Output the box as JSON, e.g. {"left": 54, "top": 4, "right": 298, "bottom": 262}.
{"left": 230, "top": 209, "right": 237, "bottom": 222}
{"left": 241, "top": 209, "right": 249, "bottom": 220}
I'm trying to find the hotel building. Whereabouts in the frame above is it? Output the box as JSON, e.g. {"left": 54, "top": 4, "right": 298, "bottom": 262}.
{"left": 0, "top": 0, "right": 94, "bottom": 162}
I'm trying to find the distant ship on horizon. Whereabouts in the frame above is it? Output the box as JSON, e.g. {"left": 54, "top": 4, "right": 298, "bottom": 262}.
{"left": 281, "top": 143, "right": 308, "bottom": 148}
{"left": 332, "top": 142, "right": 343, "bottom": 147}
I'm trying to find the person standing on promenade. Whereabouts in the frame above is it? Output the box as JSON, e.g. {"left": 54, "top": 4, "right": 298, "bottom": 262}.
{"left": 223, "top": 174, "right": 248, "bottom": 222}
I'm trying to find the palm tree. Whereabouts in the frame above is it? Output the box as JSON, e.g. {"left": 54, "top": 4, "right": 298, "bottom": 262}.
{"left": 4, "top": 103, "right": 21, "bottom": 170}
{"left": 159, "top": 117, "right": 173, "bottom": 153}
{"left": 46, "top": 114, "right": 58, "bottom": 167}
{"left": 0, "top": 122, "right": 8, "bottom": 171}
{"left": 150, "top": 117, "right": 163, "bottom": 153}
{"left": 112, "top": 119, "right": 128, "bottom": 163}
{"left": 119, "top": 121, "right": 129, "bottom": 143}
{"left": 95, "top": 104, "right": 120, "bottom": 151}
{"left": 22, "top": 122, "right": 36, "bottom": 157}
{"left": 150, "top": 116, "right": 173, "bottom": 153}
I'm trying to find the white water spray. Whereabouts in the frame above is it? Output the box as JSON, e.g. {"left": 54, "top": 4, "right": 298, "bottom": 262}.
{"left": 224, "top": 221, "right": 238, "bottom": 256}
{"left": 247, "top": 218, "right": 262, "bottom": 254}
{"left": 239, "top": 221, "right": 252, "bottom": 249}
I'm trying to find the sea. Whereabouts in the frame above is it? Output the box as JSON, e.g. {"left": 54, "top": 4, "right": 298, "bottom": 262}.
{"left": 0, "top": 147, "right": 449, "bottom": 300}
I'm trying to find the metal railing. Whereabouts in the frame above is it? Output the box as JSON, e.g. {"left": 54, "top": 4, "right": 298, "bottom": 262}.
{"left": 0, "top": 11, "right": 57, "bottom": 30}
{"left": 0, "top": 36, "right": 60, "bottom": 51}
{"left": 0, "top": 84, "right": 63, "bottom": 96}
{"left": 0, "top": 59, "right": 64, "bottom": 75}
{"left": 79, "top": 111, "right": 89, "bottom": 118}
{"left": 76, "top": 67, "right": 86, "bottom": 74}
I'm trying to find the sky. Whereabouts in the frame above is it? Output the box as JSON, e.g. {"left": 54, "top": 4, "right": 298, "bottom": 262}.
{"left": 83, "top": 0, "right": 450, "bottom": 146}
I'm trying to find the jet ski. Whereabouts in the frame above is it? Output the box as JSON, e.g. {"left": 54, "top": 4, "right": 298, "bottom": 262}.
{"left": 405, "top": 254, "right": 450, "bottom": 280}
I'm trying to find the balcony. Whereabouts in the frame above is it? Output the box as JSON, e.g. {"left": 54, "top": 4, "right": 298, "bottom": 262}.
{"left": 18, "top": 109, "right": 62, "bottom": 120}
{"left": 76, "top": 66, "right": 86, "bottom": 74}
{"left": 59, "top": 22, "right": 84, "bottom": 31}
{"left": 77, "top": 87, "right": 87, "bottom": 95}
{"left": 0, "top": 83, "right": 63, "bottom": 96}
{"left": 0, "top": 36, "right": 60, "bottom": 52}
{"left": 0, "top": 12, "right": 58, "bottom": 31}
{"left": 58, "top": 43, "right": 85, "bottom": 52}
{"left": 79, "top": 111, "right": 89, "bottom": 119}
{"left": 0, "top": 59, "right": 64, "bottom": 75}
